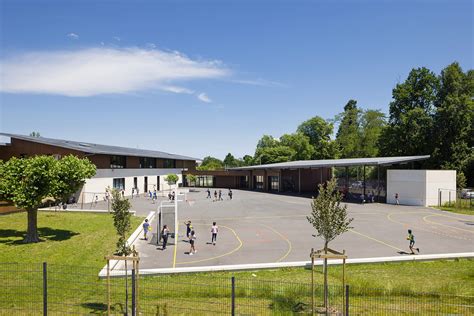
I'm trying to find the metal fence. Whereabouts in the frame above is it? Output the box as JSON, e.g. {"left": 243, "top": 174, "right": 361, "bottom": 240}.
{"left": 1, "top": 262, "right": 473, "bottom": 315}
{"left": 438, "top": 188, "right": 473, "bottom": 210}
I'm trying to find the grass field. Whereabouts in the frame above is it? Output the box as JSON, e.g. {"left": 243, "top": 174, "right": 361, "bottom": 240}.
{"left": 1, "top": 211, "right": 473, "bottom": 314}
{"left": 438, "top": 198, "right": 474, "bottom": 215}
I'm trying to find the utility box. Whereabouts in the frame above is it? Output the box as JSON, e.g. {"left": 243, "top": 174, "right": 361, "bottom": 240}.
{"left": 387, "top": 170, "right": 456, "bottom": 206}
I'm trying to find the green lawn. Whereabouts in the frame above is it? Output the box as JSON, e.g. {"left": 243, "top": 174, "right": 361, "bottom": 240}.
{"left": 1, "top": 212, "right": 473, "bottom": 315}
{"left": 0, "top": 211, "right": 144, "bottom": 267}
{"left": 436, "top": 198, "right": 474, "bottom": 215}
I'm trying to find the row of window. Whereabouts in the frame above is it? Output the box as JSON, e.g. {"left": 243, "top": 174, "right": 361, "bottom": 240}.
{"left": 113, "top": 176, "right": 162, "bottom": 192}
{"left": 110, "top": 155, "right": 177, "bottom": 169}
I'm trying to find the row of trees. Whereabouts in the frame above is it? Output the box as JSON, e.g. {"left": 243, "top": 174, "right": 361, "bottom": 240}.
{"left": 198, "top": 62, "right": 473, "bottom": 186}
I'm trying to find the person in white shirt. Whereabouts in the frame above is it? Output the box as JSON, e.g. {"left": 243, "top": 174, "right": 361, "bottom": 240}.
{"left": 211, "top": 222, "right": 218, "bottom": 245}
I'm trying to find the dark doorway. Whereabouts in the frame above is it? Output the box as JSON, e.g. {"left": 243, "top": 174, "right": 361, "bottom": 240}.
{"left": 157, "top": 176, "right": 160, "bottom": 191}
{"left": 144, "top": 176, "right": 148, "bottom": 193}
{"left": 133, "top": 177, "right": 138, "bottom": 190}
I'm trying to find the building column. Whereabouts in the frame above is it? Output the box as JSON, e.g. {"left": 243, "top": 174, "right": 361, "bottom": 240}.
{"left": 363, "top": 165, "right": 366, "bottom": 197}
{"left": 298, "top": 169, "right": 301, "bottom": 194}
{"left": 279, "top": 169, "right": 282, "bottom": 193}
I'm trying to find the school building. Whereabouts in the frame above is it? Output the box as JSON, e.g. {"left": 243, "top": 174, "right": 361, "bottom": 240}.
{"left": 0, "top": 133, "right": 456, "bottom": 206}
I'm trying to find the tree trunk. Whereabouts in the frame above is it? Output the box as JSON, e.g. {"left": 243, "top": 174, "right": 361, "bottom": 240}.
{"left": 324, "top": 242, "right": 328, "bottom": 314}
{"left": 24, "top": 208, "right": 40, "bottom": 243}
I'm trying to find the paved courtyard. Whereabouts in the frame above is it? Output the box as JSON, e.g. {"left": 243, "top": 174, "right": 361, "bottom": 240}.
{"left": 126, "top": 189, "right": 474, "bottom": 269}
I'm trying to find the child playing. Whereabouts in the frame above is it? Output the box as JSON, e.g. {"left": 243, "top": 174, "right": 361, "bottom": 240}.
{"left": 143, "top": 219, "right": 150, "bottom": 240}
{"left": 407, "top": 229, "right": 420, "bottom": 254}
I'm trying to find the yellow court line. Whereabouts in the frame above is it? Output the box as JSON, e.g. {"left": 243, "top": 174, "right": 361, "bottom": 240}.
{"left": 349, "top": 229, "right": 404, "bottom": 252}
{"left": 176, "top": 224, "right": 243, "bottom": 265}
{"left": 259, "top": 223, "right": 292, "bottom": 262}
{"left": 423, "top": 215, "right": 474, "bottom": 234}
{"left": 173, "top": 221, "right": 179, "bottom": 268}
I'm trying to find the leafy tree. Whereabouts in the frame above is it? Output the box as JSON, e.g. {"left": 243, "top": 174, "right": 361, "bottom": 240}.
{"left": 307, "top": 178, "right": 353, "bottom": 310}
{"left": 255, "top": 135, "right": 279, "bottom": 150}
{"left": 0, "top": 155, "right": 96, "bottom": 243}
{"left": 379, "top": 67, "right": 439, "bottom": 158}
{"left": 431, "top": 63, "right": 474, "bottom": 179}
{"left": 187, "top": 174, "right": 197, "bottom": 187}
{"left": 280, "top": 133, "right": 315, "bottom": 160}
{"left": 359, "top": 109, "right": 386, "bottom": 157}
{"left": 335, "top": 99, "right": 361, "bottom": 158}
{"left": 29, "top": 131, "right": 41, "bottom": 137}
{"left": 165, "top": 174, "right": 179, "bottom": 185}
{"left": 242, "top": 155, "right": 254, "bottom": 166}
{"left": 223, "top": 153, "right": 241, "bottom": 168}
{"left": 297, "top": 116, "right": 339, "bottom": 159}
{"left": 255, "top": 146, "right": 296, "bottom": 164}
{"left": 197, "top": 156, "right": 224, "bottom": 170}
{"left": 111, "top": 188, "right": 132, "bottom": 256}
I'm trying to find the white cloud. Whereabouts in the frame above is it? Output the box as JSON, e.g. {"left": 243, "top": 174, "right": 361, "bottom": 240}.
{"left": 0, "top": 47, "right": 229, "bottom": 97}
{"left": 146, "top": 43, "right": 156, "bottom": 49}
{"left": 67, "top": 33, "right": 79, "bottom": 39}
{"left": 197, "top": 92, "right": 211, "bottom": 103}
{"left": 233, "top": 78, "right": 286, "bottom": 87}
{"left": 113, "top": 36, "right": 121, "bottom": 41}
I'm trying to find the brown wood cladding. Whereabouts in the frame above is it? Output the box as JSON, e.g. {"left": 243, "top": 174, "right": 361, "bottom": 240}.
{"left": 0, "top": 139, "right": 196, "bottom": 170}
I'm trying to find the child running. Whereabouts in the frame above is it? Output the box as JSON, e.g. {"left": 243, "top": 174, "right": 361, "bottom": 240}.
{"left": 189, "top": 230, "right": 197, "bottom": 255}
{"left": 407, "top": 229, "right": 420, "bottom": 254}
{"left": 211, "top": 222, "right": 218, "bottom": 245}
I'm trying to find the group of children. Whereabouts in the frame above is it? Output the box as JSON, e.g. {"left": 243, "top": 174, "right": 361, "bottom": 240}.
{"left": 183, "top": 220, "right": 219, "bottom": 255}
{"left": 206, "top": 188, "right": 232, "bottom": 201}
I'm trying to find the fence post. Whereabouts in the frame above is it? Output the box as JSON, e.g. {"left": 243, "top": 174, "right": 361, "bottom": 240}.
{"left": 231, "top": 276, "right": 235, "bottom": 316}
{"left": 438, "top": 189, "right": 441, "bottom": 207}
{"left": 345, "top": 285, "right": 349, "bottom": 316}
{"left": 43, "top": 262, "right": 47, "bottom": 316}
{"left": 131, "top": 269, "right": 136, "bottom": 316}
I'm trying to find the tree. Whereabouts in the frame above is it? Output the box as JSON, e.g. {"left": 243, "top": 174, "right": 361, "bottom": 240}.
{"left": 165, "top": 174, "right": 179, "bottom": 185}
{"left": 307, "top": 178, "right": 353, "bottom": 311}
{"left": 242, "top": 155, "right": 254, "bottom": 166}
{"left": 223, "top": 153, "right": 240, "bottom": 168}
{"left": 255, "top": 135, "right": 279, "bottom": 150}
{"left": 0, "top": 155, "right": 96, "bottom": 243}
{"left": 280, "top": 133, "right": 315, "bottom": 160}
{"left": 431, "top": 63, "right": 474, "bottom": 180}
{"left": 197, "top": 156, "right": 224, "bottom": 171}
{"left": 379, "top": 67, "right": 439, "bottom": 158}
{"left": 187, "top": 174, "right": 197, "bottom": 187}
{"left": 29, "top": 131, "right": 41, "bottom": 137}
{"left": 359, "top": 109, "right": 386, "bottom": 157}
{"left": 297, "top": 116, "right": 339, "bottom": 159}
{"left": 255, "top": 146, "right": 295, "bottom": 164}
{"left": 335, "top": 99, "right": 361, "bottom": 158}
{"left": 111, "top": 188, "right": 132, "bottom": 256}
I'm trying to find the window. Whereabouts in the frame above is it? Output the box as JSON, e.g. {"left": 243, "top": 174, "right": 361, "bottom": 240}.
{"left": 139, "top": 157, "right": 156, "bottom": 168}
{"left": 110, "top": 155, "right": 126, "bottom": 168}
{"left": 113, "top": 178, "right": 125, "bottom": 190}
{"left": 254, "top": 175, "right": 264, "bottom": 190}
{"left": 269, "top": 176, "right": 279, "bottom": 191}
{"left": 163, "top": 159, "right": 176, "bottom": 168}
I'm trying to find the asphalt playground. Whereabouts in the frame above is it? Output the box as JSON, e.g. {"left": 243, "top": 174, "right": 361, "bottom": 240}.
{"left": 128, "top": 189, "right": 474, "bottom": 270}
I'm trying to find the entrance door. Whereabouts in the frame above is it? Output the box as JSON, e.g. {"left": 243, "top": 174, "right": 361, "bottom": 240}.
{"left": 134, "top": 177, "right": 138, "bottom": 190}
{"left": 144, "top": 176, "right": 148, "bottom": 193}
{"left": 157, "top": 176, "right": 160, "bottom": 191}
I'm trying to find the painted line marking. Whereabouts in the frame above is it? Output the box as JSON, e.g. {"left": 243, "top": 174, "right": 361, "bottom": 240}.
{"left": 349, "top": 229, "right": 405, "bottom": 252}
{"left": 176, "top": 224, "right": 243, "bottom": 265}
{"left": 173, "top": 221, "right": 179, "bottom": 268}
{"left": 188, "top": 213, "right": 379, "bottom": 222}
{"left": 423, "top": 215, "right": 474, "bottom": 234}
{"left": 259, "top": 223, "right": 292, "bottom": 262}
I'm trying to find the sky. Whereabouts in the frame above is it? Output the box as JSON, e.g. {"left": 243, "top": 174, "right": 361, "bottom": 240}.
{"left": 0, "top": 0, "right": 472, "bottom": 159}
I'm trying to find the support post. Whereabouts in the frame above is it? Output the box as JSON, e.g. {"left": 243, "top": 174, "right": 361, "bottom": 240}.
{"left": 131, "top": 269, "right": 136, "bottom": 316}
{"left": 43, "top": 262, "right": 47, "bottom": 316}
{"left": 107, "top": 260, "right": 111, "bottom": 316}
{"left": 342, "top": 257, "right": 346, "bottom": 316}
{"left": 377, "top": 166, "right": 380, "bottom": 203}
{"left": 231, "top": 276, "right": 235, "bottom": 316}
{"left": 298, "top": 169, "right": 301, "bottom": 194}
{"left": 363, "top": 165, "right": 366, "bottom": 197}
{"left": 345, "top": 285, "right": 349, "bottom": 316}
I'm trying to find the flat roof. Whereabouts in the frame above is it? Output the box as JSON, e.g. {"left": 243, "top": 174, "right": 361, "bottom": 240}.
{"left": 229, "top": 155, "right": 430, "bottom": 170}
{"left": 0, "top": 133, "right": 199, "bottom": 161}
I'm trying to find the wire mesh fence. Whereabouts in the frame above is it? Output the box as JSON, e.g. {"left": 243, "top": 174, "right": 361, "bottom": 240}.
{"left": 1, "top": 262, "right": 473, "bottom": 315}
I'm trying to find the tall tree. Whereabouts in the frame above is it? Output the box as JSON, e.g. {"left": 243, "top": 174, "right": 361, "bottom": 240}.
{"left": 359, "top": 109, "right": 386, "bottom": 157}
{"left": 197, "top": 156, "right": 224, "bottom": 170}
{"left": 432, "top": 63, "right": 474, "bottom": 183}
{"left": 297, "top": 116, "right": 339, "bottom": 159}
{"left": 280, "top": 133, "right": 315, "bottom": 160}
{"left": 111, "top": 188, "right": 132, "bottom": 256}
{"left": 223, "top": 153, "right": 240, "bottom": 168}
{"left": 379, "top": 67, "right": 439, "bottom": 158}
{"left": 335, "top": 99, "right": 361, "bottom": 158}
{"left": 241, "top": 155, "right": 254, "bottom": 166}
{"left": 0, "top": 155, "right": 96, "bottom": 243}
{"left": 255, "top": 146, "right": 295, "bottom": 164}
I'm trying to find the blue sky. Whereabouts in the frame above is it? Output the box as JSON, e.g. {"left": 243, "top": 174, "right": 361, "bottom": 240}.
{"left": 0, "top": 0, "right": 472, "bottom": 159}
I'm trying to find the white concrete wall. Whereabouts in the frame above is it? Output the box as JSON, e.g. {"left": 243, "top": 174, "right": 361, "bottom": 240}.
{"left": 387, "top": 170, "right": 456, "bottom": 206}
{"left": 79, "top": 168, "right": 184, "bottom": 203}
{"left": 426, "top": 170, "right": 456, "bottom": 206}
{"left": 387, "top": 170, "right": 426, "bottom": 206}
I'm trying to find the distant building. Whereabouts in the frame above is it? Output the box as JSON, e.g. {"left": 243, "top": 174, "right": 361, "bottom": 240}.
{"left": 0, "top": 133, "right": 197, "bottom": 203}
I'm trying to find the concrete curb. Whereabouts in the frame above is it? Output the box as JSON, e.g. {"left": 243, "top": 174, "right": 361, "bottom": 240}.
{"left": 98, "top": 252, "right": 474, "bottom": 278}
